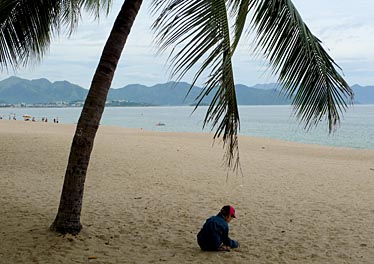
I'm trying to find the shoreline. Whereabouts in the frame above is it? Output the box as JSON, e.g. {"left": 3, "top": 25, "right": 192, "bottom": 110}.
{"left": 1, "top": 121, "right": 374, "bottom": 263}
{"left": 1, "top": 104, "right": 374, "bottom": 151}
{"left": 1, "top": 119, "right": 372, "bottom": 152}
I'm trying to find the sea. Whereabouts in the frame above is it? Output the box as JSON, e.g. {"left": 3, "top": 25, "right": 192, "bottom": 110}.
{"left": 1, "top": 105, "right": 373, "bottom": 150}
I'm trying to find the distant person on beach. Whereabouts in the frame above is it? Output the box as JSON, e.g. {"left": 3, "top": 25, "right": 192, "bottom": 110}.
{"left": 197, "top": 205, "right": 239, "bottom": 252}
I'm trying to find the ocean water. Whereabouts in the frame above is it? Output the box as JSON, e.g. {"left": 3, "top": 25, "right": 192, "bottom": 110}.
{"left": 1, "top": 105, "right": 373, "bottom": 150}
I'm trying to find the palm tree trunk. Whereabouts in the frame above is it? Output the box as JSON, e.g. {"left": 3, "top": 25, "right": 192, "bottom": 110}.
{"left": 50, "top": 0, "right": 143, "bottom": 235}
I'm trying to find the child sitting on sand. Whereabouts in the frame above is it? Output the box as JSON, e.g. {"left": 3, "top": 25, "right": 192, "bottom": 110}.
{"left": 197, "top": 205, "right": 239, "bottom": 251}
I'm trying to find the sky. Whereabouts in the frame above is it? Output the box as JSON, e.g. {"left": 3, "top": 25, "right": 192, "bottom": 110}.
{"left": 1, "top": 0, "right": 374, "bottom": 89}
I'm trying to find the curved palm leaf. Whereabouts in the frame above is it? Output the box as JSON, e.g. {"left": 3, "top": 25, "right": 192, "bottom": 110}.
{"left": 0, "top": 0, "right": 59, "bottom": 69}
{"left": 82, "top": 0, "right": 112, "bottom": 20}
{"left": 0, "top": 0, "right": 111, "bottom": 70}
{"left": 249, "top": 0, "right": 353, "bottom": 132}
{"left": 227, "top": 0, "right": 250, "bottom": 53}
{"left": 151, "top": 0, "right": 242, "bottom": 169}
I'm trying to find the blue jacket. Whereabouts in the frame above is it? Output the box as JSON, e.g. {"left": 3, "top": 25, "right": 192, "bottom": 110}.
{"left": 197, "top": 213, "right": 238, "bottom": 251}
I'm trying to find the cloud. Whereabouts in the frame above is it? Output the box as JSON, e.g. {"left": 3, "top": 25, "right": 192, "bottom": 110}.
{"left": 1, "top": 0, "right": 374, "bottom": 86}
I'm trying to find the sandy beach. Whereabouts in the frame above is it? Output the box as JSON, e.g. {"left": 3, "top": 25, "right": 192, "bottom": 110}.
{"left": 0, "top": 120, "right": 373, "bottom": 264}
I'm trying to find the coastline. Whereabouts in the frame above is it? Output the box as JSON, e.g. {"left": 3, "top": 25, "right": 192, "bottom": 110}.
{"left": 2, "top": 104, "right": 374, "bottom": 151}
{"left": 1, "top": 120, "right": 374, "bottom": 263}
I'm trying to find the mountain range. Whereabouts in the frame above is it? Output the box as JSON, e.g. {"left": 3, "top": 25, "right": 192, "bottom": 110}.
{"left": 0, "top": 76, "right": 373, "bottom": 105}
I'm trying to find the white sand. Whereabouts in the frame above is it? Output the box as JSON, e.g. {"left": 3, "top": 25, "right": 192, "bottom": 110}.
{"left": 0, "top": 120, "right": 373, "bottom": 264}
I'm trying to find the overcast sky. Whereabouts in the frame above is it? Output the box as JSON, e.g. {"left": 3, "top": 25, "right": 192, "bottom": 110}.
{"left": 1, "top": 0, "right": 373, "bottom": 88}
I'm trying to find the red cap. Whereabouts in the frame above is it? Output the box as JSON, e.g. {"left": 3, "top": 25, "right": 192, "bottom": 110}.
{"left": 229, "top": 206, "right": 236, "bottom": 218}
{"left": 221, "top": 205, "right": 236, "bottom": 218}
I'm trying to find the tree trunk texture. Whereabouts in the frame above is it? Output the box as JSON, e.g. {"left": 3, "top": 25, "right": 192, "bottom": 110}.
{"left": 50, "top": 0, "right": 143, "bottom": 235}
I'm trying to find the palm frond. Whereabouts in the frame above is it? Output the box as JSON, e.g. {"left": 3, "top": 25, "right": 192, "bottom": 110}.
{"left": 249, "top": 0, "right": 353, "bottom": 132}
{"left": 151, "top": 0, "right": 241, "bottom": 169}
{"left": 58, "top": 0, "right": 82, "bottom": 35}
{"left": 227, "top": 0, "right": 250, "bottom": 53}
{"left": 82, "top": 0, "right": 112, "bottom": 20}
{"left": 0, "top": 0, "right": 111, "bottom": 70}
{"left": 0, "top": 0, "right": 60, "bottom": 70}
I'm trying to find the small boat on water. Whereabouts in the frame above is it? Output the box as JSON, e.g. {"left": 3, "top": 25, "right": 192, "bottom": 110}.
{"left": 155, "top": 122, "right": 166, "bottom": 126}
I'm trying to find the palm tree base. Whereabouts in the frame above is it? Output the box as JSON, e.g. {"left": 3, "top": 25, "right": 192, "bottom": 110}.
{"left": 50, "top": 219, "right": 82, "bottom": 235}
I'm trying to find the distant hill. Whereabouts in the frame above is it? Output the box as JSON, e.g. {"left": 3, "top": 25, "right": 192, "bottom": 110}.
{"left": 252, "top": 83, "right": 279, "bottom": 90}
{"left": 109, "top": 82, "right": 292, "bottom": 105}
{"left": 107, "top": 82, "right": 210, "bottom": 105}
{"left": 0, "top": 76, "right": 87, "bottom": 104}
{"left": 1, "top": 76, "right": 373, "bottom": 105}
{"left": 351, "top": 84, "right": 374, "bottom": 104}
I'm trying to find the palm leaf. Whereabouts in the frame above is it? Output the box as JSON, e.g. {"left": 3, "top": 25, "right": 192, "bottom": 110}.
{"left": 227, "top": 0, "right": 250, "bottom": 53}
{"left": 0, "top": 0, "right": 59, "bottom": 69}
{"left": 0, "top": 0, "right": 111, "bottom": 70}
{"left": 81, "top": 0, "right": 112, "bottom": 21}
{"left": 249, "top": 0, "right": 353, "bottom": 132}
{"left": 151, "top": 0, "right": 241, "bottom": 169}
